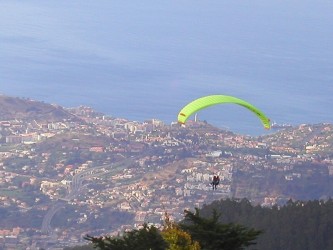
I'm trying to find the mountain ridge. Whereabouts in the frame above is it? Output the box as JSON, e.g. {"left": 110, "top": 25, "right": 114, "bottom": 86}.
{"left": 0, "top": 94, "right": 80, "bottom": 122}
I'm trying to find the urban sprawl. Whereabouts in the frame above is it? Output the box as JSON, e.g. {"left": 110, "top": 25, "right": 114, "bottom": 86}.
{"left": 1, "top": 104, "right": 333, "bottom": 249}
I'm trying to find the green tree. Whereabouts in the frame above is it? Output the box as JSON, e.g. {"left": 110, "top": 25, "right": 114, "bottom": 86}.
{"left": 179, "top": 208, "right": 262, "bottom": 250}
{"left": 161, "top": 212, "right": 200, "bottom": 250}
{"left": 85, "top": 223, "right": 168, "bottom": 250}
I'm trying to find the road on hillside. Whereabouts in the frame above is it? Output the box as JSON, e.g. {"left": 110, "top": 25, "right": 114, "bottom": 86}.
{"left": 41, "top": 158, "right": 135, "bottom": 234}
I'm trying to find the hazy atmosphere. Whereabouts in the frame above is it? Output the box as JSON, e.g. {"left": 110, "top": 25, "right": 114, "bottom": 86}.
{"left": 2, "top": 2, "right": 333, "bottom": 249}
{"left": 1, "top": 1, "right": 333, "bottom": 135}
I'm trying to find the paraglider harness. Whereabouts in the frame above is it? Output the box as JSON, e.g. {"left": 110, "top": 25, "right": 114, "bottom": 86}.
{"left": 211, "top": 175, "right": 220, "bottom": 190}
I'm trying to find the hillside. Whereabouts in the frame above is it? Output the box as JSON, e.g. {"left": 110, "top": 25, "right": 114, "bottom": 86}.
{"left": 0, "top": 94, "right": 79, "bottom": 121}
{"left": 199, "top": 198, "right": 333, "bottom": 250}
{"left": 1, "top": 95, "right": 333, "bottom": 249}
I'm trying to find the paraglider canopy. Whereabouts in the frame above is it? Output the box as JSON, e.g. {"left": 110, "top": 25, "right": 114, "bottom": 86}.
{"left": 177, "top": 95, "right": 271, "bottom": 129}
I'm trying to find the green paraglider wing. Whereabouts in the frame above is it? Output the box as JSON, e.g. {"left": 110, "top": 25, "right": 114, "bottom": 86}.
{"left": 177, "top": 95, "right": 271, "bottom": 129}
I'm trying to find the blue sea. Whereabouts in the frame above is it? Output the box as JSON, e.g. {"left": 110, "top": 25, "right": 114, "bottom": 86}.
{"left": 1, "top": 1, "right": 333, "bottom": 135}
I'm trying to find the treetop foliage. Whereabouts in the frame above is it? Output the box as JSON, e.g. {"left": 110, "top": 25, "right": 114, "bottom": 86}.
{"left": 72, "top": 198, "right": 333, "bottom": 250}
{"left": 84, "top": 208, "right": 261, "bottom": 250}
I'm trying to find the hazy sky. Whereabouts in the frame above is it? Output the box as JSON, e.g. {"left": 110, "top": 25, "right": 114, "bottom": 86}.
{"left": 1, "top": 1, "right": 333, "bottom": 134}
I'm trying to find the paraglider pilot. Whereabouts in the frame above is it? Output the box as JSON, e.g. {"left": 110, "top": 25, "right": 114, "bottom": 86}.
{"left": 211, "top": 175, "right": 220, "bottom": 190}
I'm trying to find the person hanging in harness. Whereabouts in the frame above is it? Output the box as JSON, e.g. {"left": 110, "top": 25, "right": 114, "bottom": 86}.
{"left": 211, "top": 175, "right": 220, "bottom": 190}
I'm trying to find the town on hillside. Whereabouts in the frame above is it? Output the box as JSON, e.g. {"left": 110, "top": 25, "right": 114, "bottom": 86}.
{"left": 1, "top": 97, "right": 333, "bottom": 249}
